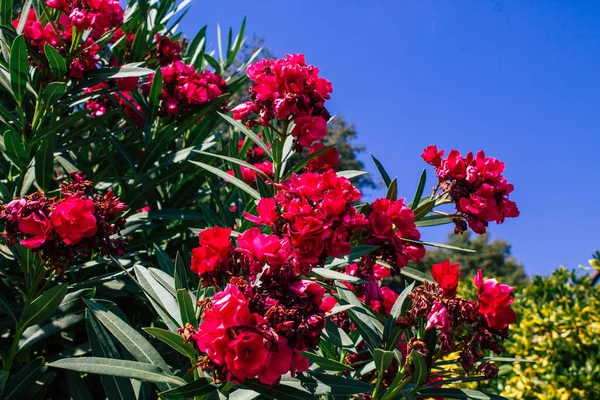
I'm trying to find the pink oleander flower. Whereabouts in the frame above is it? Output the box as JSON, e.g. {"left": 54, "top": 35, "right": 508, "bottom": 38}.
{"left": 422, "top": 146, "right": 519, "bottom": 234}
{"left": 50, "top": 197, "right": 98, "bottom": 245}
{"left": 18, "top": 212, "right": 53, "bottom": 249}
{"left": 231, "top": 54, "right": 333, "bottom": 149}
{"left": 474, "top": 269, "right": 517, "bottom": 330}
{"left": 364, "top": 198, "right": 425, "bottom": 271}
{"left": 431, "top": 259, "right": 461, "bottom": 297}
{"left": 426, "top": 301, "right": 451, "bottom": 333}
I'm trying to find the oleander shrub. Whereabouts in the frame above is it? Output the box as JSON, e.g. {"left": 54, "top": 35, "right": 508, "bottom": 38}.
{"left": 0, "top": 1, "right": 529, "bottom": 399}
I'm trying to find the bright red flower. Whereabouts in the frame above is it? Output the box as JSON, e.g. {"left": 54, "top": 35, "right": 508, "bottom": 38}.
{"left": 225, "top": 331, "right": 269, "bottom": 382}
{"left": 199, "top": 227, "right": 232, "bottom": 258}
{"left": 291, "top": 115, "right": 328, "bottom": 148}
{"left": 18, "top": 212, "right": 53, "bottom": 249}
{"left": 50, "top": 197, "right": 98, "bottom": 245}
{"left": 421, "top": 145, "right": 444, "bottom": 167}
{"left": 365, "top": 198, "right": 425, "bottom": 270}
{"left": 473, "top": 269, "right": 517, "bottom": 330}
{"left": 236, "top": 228, "right": 290, "bottom": 272}
{"left": 423, "top": 146, "right": 519, "bottom": 234}
{"left": 232, "top": 54, "right": 332, "bottom": 148}
{"left": 244, "top": 198, "right": 279, "bottom": 226}
{"left": 431, "top": 260, "right": 461, "bottom": 296}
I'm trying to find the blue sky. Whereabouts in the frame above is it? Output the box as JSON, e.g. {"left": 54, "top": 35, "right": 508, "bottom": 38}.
{"left": 180, "top": 1, "right": 600, "bottom": 276}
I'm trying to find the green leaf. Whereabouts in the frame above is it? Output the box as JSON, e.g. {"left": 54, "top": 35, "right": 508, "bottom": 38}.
{"left": 311, "top": 268, "right": 368, "bottom": 283}
{"left": 88, "top": 63, "right": 154, "bottom": 79}
{"left": 322, "top": 319, "right": 356, "bottom": 352}
{"left": 292, "top": 373, "right": 373, "bottom": 396}
{"left": 0, "top": 291, "right": 17, "bottom": 325}
{"left": 196, "top": 150, "right": 271, "bottom": 180}
{"left": 15, "top": 0, "right": 32, "bottom": 34}
{"left": 177, "top": 289, "right": 196, "bottom": 326}
{"left": 0, "top": 370, "right": 8, "bottom": 397}
{"left": 336, "top": 170, "right": 368, "bottom": 180}
{"left": 401, "top": 238, "right": 477, "bottom": 253}
{"left": 255, "top": 173, "right": 273, "bottom": 198}
{"left": 218, "top": 112, "right": 272, "bottom": 159}
{"left": 174, "top": 252, "right": 188, "bottom": 291}
{"left": 371, "top": 155, "right": 392, "bottom": 187}
{"left": 44, "top": 44, "right": 67, "bottom": 76}
{"left": 242, "top": 379, "right": 315, "bottom": 400}
{"left": 148, "top": 68, "right": 162, "bottom": 123}
{"left": 159, "top": 378, "right": 215, "bottom": 400}
{"left": 42, "top": 81, "right": 66, "bottom": 106}
{"left": 65, "top": 371, "right": 93, "bottom": 400}
{"left": 153, "top": 243, "right": 175, "bottom": 275}
{"left": 19, "top": 284, "right": 67, "bottom": 330}
{"left": 9, "top": 35, "right": 28, "bottom": 105}
{"left": 335, "top": 283, "right": 383, "bottom": 352}
{"left": 134, "top": 265, "right": 180, "bottom": 332}
{"left": 411, "top": 352, "right": 428, "bottom": 387}
{"left": 3, "top": 130, "right": 28, "bottom": 168}
{"left": 35, "top": 137, "right": 54, "bottom": 190}
{"left": 385, "top": 177, "right": 398, "bottom": 201}
{"left": 83, "top": 299, "right": 172, "bottom": 373}
{"left": 3, "top": 357, "right": 50, "bottom": 400}
{"left": 384, "top": 282, "right": 415, "bottom": 350}
{"left": 0, "top": 0, "right": 13, "bottom": 27}
{"left": 374, "top": 349, "right": 395, "bottom": 375}
{"left": 412, "top": 199, "right": 436, "bottom": 221}
{"left": 302, "top": 352, "right": 353, "bottom": 372}
{"left": 398, "top": 266, "right": 433, "bottom": 282}
{"left": 18, "top": 312, "right": 84, "bottom": 352}
{"left": 86, "top": 310, "right": 136, "bottom": 400}
{"left": 226, "top": 16, "right": 246, "bottom": 67}
{"left": 414, "top": 388, "right": 509, "bottom": 400}
{"left": 411, "top": 169, "right": 427, "bottom": 211}
{"left": 143, "top": 327, "right": 196, "bottom": 359}
{"left": 191, "top": 160, "right": 260, "bottom": 200}
{"left": 49, "top": 358, "right": 186, "bottom": 386}
{"left": 415, "top": 214, "right": 453, "bottom": 227}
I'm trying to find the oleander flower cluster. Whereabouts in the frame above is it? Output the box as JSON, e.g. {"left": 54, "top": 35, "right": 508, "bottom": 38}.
{"left": 187, "top": 269, "right": 327, "bottom": 384}
{"left": 422, "top": 146, "right": 519, "bottom": 234}
{"left": 13, "top": 0, "right": 124, "bottom": 79}
{"left": 142, "top": 61, "right": 227, "bottom": 116}
{"left": 182, "top": 54, "right": 520, "bottom": 392}
{"left": 400, "top": 260, "right": 516, "bottom": 375}
{"left": 232, "top": 54, "right": 333, "bottom": 149}
{"left": 245, "top": 169, "right": 368, "bottom": 274}
{"left": 0, "top": 172, "right": 127, "bottom": 272}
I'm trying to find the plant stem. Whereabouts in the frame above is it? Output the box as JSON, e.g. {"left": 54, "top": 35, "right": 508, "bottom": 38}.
{"left": 380, "top": 375, "right": 412, "bottom": 400}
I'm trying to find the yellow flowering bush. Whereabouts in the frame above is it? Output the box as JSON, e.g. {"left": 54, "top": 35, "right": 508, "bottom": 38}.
{"left": 502, "top": 267, "right": 600, "bottom": 399}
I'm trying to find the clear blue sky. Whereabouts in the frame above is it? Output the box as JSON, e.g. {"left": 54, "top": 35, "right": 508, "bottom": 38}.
{"left": 180, "top": 1, "right": 600, "bottom": 277}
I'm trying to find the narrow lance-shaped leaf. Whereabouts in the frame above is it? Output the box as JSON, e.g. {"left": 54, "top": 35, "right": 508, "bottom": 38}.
{"left": 83, "top": 299, "right": 172, "bottom": 374}
{"left": 49, "top": 358, "right": 186, "bottom": 386}
{"left": 10, "top": 35, "right": 28, "bottom": 105}
{"left": 177, "top": 289, "right": 196, "bottom": 326}
{"left": 218, "top": 112, "right": 272, "bottom": 159}
{"left": 19, "top": 284, "right": 67, "bottom": 330}
{"left": 85, "top": 310, "right": 136, "bottom": 400}
{"left": 191, "top": 160, "right": 260, "bottom": 200}
{"left": 35, "top": 137, "right": 54, "bottom": 190}
{"left": 44, "top": 43, "right": 67, "bottom": 76}
{"left": 411, "top": 168, "right": 428, "bottom": 211}
{"left": 143, "top": 327, "right": 196, "bottom": 359}
{"left": 371, "top": 154, "right": 392, "bottom": 187}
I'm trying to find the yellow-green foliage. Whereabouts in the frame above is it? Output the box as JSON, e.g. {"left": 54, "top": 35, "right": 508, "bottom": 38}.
{"left": 502, "top": 268, "right": 600, "bottom": 400}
